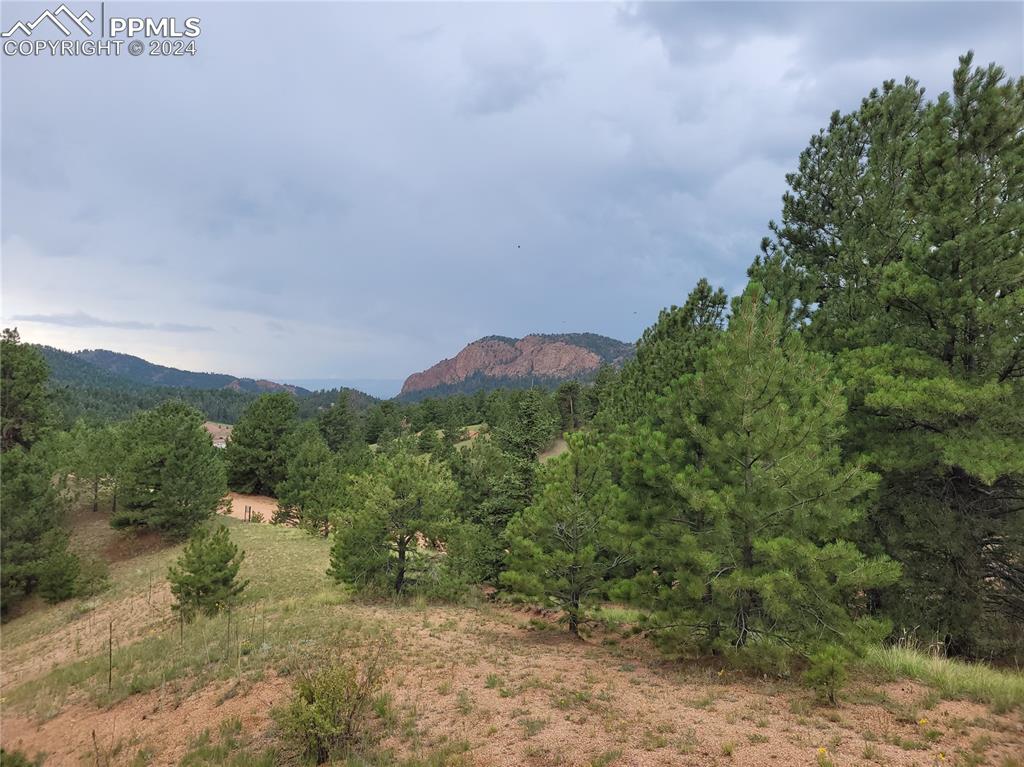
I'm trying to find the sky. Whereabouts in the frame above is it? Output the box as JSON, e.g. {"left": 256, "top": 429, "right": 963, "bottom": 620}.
{"left": 2, "top": 1, "right": 1021, "bottom": 395}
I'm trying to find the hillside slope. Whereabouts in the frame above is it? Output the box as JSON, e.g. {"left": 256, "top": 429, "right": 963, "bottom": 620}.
{"left": 399, "top": 333, "right": 634, "bottom": 400}
{"left": 72, "top": 349, "right": 307, "bottom": 394}
{"left": 36, "top": 346, "right": 376, "bottom": 424}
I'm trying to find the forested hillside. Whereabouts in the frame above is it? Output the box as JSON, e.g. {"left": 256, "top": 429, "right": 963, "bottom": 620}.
{"left": 36, "top": 346, "right": 376, "bottom": 426}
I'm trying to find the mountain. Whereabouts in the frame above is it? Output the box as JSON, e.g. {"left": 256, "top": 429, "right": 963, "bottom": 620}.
{"left": 398, "top": 333, "right": 634, "bottom": 400}
{"left": 35, "top": 346, "right": 377, "bottom": 425}
{"left": 71, "top": 349, "right": 309, "bottom": 395}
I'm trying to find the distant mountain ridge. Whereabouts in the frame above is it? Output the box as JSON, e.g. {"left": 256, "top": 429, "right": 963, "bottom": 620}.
{"left": 70, "top": 349, "right": 309, "bottom": 395}
{"left": 35, "top": 345, "right": 378, "bottom": 425}
{"left": 399, "top": 333, "right": 634, "bottom": 400}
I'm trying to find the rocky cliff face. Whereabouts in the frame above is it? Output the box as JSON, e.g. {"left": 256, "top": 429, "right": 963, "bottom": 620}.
{"left": 400, "top": 333, "right": 633, "bottom": 397}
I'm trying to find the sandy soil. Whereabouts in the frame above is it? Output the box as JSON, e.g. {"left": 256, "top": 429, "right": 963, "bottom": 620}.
{"left": 4, "top": 603, "right": 1023, "bottom": 766}
{"left": 3, "top": 512, "right": 1022, "bottom": 766}
{"left": 202, "top": 421, "right": 233, "bottom": 445}
{"left": 2, "top": 674, "right": 288, "bottom": 765}
{"left": 221, "top": 492, "right": 278, "bottom": 524}
{"left": 539, "top": 438, "right": 569, "bottom": 463}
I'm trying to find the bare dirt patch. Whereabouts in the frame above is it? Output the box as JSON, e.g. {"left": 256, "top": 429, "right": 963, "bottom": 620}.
{"left": 4, "top": 523, "right": 1022, "bottom": 766}
{"left": 539, "top": 437, "right": 569, "bottom": 463}
{"left": 221, "top": 492, "right": 278, "bottom": 524}
{"left": 2, "top": 674, "right": 288, "bottom": 766}
{"left": 202, "top": 421, "right": 233, "bottom": 448}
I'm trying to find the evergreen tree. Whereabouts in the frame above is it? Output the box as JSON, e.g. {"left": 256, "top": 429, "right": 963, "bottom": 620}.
{"left": 616, "top": 290, "right": 900, "bottom": 655}
{"left": 416, "top": 424, "right": 441, "bottom": 454}
{"left": 0, "top": 329, "right": 75, "bottom": 613}
{"left": 168, "top": 524, "right": 248, "bottom": 620}
{"left": 502, "top": 434, "right": 626, "bottom": 636}
{"left": 318, "top": 390, "right": 361, "bottom": 452}
{"left": 114, "top": 401, "right": 226, "bottom": 538}
{"left": 555, "top": 381, "right": 584, "bottom": 432}
{"left": 751, "top": 54, "right": 1024, "bottom": 655}
{"left": 328, "top": 440, "right": 456, "bottom": 593}
{"left": 1, "top": 329, "right": 53, "bottom": 451}
{"left": 448, "top": 438, "right": 529, "bottom": 583}
{"left": 0, "top": 445, "right": 70, "bottom": 612}
{"left": 66, "top": 420, "right": 110, "bottom": 513}
{"left": 275, "top": 422, "right": 334, "bottom": 533}
{"left": 493, "top": 388, "right": 558, "bottom": 461}
{"left": 363, "top": 401, "right": 400, "bottom": 445}
{"left": 605, "top": 279, "right": 728, "bottom": 427}
{"left": 224, "top": 392, "right": 297, "bottom": 495}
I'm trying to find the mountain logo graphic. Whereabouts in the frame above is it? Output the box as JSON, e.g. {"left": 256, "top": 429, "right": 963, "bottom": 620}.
{"left": 2, "top": 4, "right": 95, "bottom": 37}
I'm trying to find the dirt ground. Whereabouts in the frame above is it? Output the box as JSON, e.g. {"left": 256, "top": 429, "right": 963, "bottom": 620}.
{"left": 4, "top": 601, "right": 1023, "bottom": 766}
{"left": 221, "top": 492, "right": 278, "bottom": 524}
{"left": 3, "top": 511, "right": 1022, "bottom": 766}
{"left": 202, "top": 421, "right": 233, "bottom": 447}
{"left": 539, "top": 438, "right": 569, "bottom": 463}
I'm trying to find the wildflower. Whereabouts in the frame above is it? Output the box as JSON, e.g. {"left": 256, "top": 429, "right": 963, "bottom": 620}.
{"left": 918, "top": 717, "right": 928, "bottom": 726}
{"left": 817, "top": 747, "right": 828, "bottom": 755}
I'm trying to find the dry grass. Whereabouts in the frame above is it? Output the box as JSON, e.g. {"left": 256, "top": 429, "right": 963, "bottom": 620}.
{"left": 3, "top": 514, "right": 1024, "bottom": 766}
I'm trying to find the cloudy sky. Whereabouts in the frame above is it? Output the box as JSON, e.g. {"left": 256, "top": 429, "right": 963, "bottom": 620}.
{"left": 2, "top": 1, "right": 1021, "bottom": 394}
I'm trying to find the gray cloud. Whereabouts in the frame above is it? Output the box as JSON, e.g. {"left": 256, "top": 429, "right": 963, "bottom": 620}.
{"left": 1, "top": 2, "right": 1019, "bottom": 381}
{"left": 12, "top": 312, "right": 213, "bottom": 333}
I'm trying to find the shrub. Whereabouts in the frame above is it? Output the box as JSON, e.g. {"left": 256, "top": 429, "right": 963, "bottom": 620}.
{"left": 168, "top": 524, "right": 248, "bottom": 621}
{"left": 74, "top": 554, "right": 111, "bottom": 598}
{"left": 804, "top": 645, "right": 851, "bottom": 705}
{"left": 274, "top": 640, "right": 392, "bottom": 764}
{"left": 36, "top": 539, "right": 79, "bottom": 604}
{"left": 0, "top": 748, "right": 45, "bottom": 767}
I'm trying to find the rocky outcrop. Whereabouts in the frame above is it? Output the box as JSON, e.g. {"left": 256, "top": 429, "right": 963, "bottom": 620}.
{"left": 400, "top": 333, "right": 633, "bottom": 397}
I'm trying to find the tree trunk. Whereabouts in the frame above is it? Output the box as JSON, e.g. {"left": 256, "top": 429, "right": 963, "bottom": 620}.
{"left": 92, "top": 477, "right": 99, "bottom": 513}
{"left": 568, "top": 592, "right": 581, "bottom": 637}
{"left": 395, "top": 535, "right": 407, "bottom": 593}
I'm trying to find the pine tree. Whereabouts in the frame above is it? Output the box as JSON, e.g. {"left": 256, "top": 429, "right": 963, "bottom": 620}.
{"left": 502, "top": 434, "right": 626, "bottom": 636}
{"left": 114, "top": 401, "right": 227, "bottom": 538}
{"left": 275, "top": 422, "right": 334, "bottom": 533}
{"left": 168, "top": 524, "right": 248, "bottom": 620}
{"left": 555, "top": 381, "right": 584, "bottom": 432}
{"left": 1, "top": 328, "right": 53, "bottom": 451}
{"left": 604, "top": 279, "right": 727, "bottom": 427}
{"left": 66, "top": 420, "right": 109, "bottom": 513}
{"left": 328, "top": 439, "right": 456, "bottom": 593}
{"left": 616, "top": 290, "right": 900, "bottom": 655}
{"left": 750, "top": 54, "right": 1024, "bottom": 655}
{"left": 448, "top": 438, "right": 528, "bottom": 583}
{"left": 0, "top": 329, "right": 75, "bottom": 613}
{"left": 318, "top": 390, "right": 361, "bottom": 452}
{"left": 224, "top": 393, "right": 297, "bottom": 495}
{"left": 494, "top": 389, "right": 559, "bottom": 461}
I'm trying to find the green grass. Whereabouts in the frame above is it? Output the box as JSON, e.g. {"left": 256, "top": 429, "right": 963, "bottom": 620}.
{"left": 4, "top": 518, "right": 385, "bottom": 717}
{"left": 862, "top": 646, "right": 1024, "bottom": 712}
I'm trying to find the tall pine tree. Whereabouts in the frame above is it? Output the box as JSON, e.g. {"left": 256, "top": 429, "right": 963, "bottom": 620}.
{"left": 751, "top": 54, "right": 1024, "bottom": 655}
{"left": 225, "top": 392, "right": 297, "bottom": 495}
{"left": 615, "top": 290, "right": 899, "bottom": 655}
{"left": 115, "top": 401, "right": 227, "bottom": 538}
